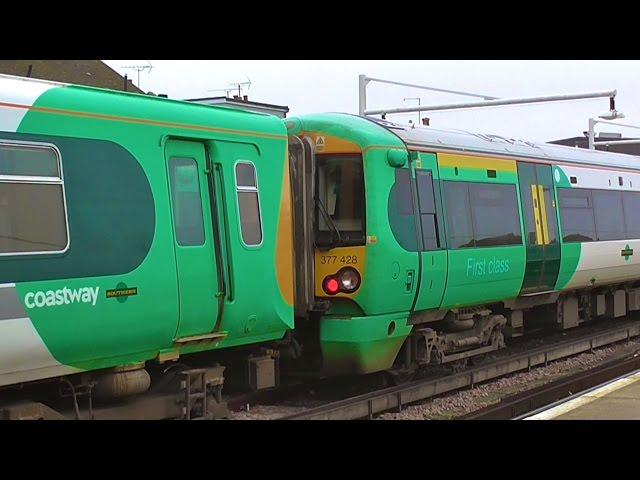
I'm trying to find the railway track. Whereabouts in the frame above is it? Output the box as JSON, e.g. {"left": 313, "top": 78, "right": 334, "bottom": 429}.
{"left": 279, "top": 320, "right": 640, "bottom": 420}
{"left": 460, "top": 351, "right": 640, "bottom": 420}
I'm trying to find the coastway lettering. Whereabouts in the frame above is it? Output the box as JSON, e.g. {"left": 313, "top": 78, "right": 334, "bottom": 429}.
{"left": 24, "top": 286, "right": 100, "bottom": 309}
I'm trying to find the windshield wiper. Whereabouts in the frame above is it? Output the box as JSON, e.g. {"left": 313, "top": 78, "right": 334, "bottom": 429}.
{"left": 316, "top": 196, "right": 343, "bottom": 251}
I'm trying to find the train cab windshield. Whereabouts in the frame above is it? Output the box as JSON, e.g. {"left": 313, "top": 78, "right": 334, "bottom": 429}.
{"left": 315, "top": 154, "right": 365, "bottom": 248}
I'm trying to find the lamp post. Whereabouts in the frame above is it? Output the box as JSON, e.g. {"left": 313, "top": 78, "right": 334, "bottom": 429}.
{"left": 403, "top": 97, "right": 421, "bottom": 124}
{"left": 588, "top": 110, "right": 627, "bottom": 149}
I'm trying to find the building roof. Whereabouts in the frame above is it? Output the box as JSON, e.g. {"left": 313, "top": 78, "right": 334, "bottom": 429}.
{"left": 550, "top": 134, "right": 640, "bottom": 156}
{"left": 0, "top": 60, "right": 143, "bottom": 93}
{"left": 185, "top": 96, "right": 289, "bottom": 118}
{"left": 187, "top": 96, "right": 289, "bottom": 110}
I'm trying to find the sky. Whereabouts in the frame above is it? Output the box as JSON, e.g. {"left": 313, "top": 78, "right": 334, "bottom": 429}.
{"left": 104, "top": 60, "right": 640, "bottom": 143}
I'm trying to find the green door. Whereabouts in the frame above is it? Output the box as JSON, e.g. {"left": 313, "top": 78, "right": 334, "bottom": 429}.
{"left": 411, "top": 152, "right": 448, "bottom": 311}
{"left": 517, "top": 162, "right": 561, "bottom": 293}
{"left": 166, "top": 140, "right": 220, "bottom": 338}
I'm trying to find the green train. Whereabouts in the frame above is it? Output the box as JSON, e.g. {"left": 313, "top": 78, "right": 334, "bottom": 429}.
{"left": 2, "top": 73, "right": 640, "bottom": 417}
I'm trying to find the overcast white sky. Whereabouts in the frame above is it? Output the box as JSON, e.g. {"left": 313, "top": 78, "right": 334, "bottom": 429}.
{"left": 104, "top": 60, "right": 640, "bottom": 143}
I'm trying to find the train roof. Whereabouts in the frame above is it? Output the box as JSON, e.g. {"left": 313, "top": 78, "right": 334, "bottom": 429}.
{"left": 369, "top": 117, "right": 640, "bottom": 172}
{"left": 0, "top": 74, "right": 286, "bottom": 140}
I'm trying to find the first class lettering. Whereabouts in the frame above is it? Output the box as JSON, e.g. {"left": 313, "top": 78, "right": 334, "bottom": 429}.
{"left": 466, "top": 257, "right": 510, "bottom": 278}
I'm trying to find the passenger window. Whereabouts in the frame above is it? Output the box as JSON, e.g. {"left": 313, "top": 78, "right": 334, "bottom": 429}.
{"left": 235, "top": 162, "right": 262, "bottom": 246}
{"left": 0, "top": 141, "right": 68, "bottom": 254}
{"left": 0, "top": 142, "right": 59, "bottom": 177}
{"left": 623, "top": 192, "right": 640, "bottom": 239}
{"left": 592, "top": 190, "right": 625, "bottom": 241}
{"left": 169, "top": 157, "right": 205, "bottom": 246}
{"left": 444, "top": 182, "right": 474, "bottom": 248}
{"left": 558, "top": 189, "right": 596, "bottom": 242}
{"left": 444, "top": 181, "right": 522, "bottom": 248}
{"left": 468, "top": 183, "right": 522, "bottom": 247}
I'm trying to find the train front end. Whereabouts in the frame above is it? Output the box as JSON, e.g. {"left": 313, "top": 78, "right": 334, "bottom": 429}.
{"left": 287, "top": 114, "right": 413, "bottom": 375}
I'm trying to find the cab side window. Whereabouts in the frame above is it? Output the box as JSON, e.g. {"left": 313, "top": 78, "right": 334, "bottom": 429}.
{"left": 235, "top": 162, "right": 262, "bottom": 246}
{"left": 415, "top": 170, "right": 439, "bottom": 250}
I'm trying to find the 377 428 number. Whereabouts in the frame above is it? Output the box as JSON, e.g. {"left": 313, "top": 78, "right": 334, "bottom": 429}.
{"left": 320, "top": 255, "right": 358, "bottom": 265}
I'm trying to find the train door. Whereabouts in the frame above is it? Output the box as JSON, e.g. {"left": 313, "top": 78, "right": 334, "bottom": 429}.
{"left": 517, "top": 162, "right": 561, "bottom": 293}
{"left": 288, "top": 135, "right": 316, "bottom": 317}
{"left": 411, "top": 152, "right": 447, "bottom": 311}
{"left": 165, "top": 139, "right": 221, "bottom": 338}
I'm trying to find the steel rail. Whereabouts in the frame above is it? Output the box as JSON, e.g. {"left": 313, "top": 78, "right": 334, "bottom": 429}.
{"left": 280, "top": 321, "right": 640, "bottom": 420}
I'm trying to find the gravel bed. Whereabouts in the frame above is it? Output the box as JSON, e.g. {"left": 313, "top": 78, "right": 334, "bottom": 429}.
{"left": 229, "top": 404, "right": 308, "bottom": 420}
{"left": 228, "top": 319, "right": 640, "bottom": 420}
{"left": 377, "top": 339, "right": 640, "bottom": 420}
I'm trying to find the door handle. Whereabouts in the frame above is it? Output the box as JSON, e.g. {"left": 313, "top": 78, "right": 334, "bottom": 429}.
{"left": 405, "top": 270, "right": 415, "bottom": 293}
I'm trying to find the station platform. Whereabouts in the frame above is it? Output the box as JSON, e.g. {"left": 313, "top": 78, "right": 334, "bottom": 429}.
{"left": 525, "top": 370, "right": 640, "bottom": 420}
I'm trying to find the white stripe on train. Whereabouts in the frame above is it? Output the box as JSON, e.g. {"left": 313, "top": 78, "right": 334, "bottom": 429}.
{"left": 0, "top": 74, "right": 62, "bottom": 133}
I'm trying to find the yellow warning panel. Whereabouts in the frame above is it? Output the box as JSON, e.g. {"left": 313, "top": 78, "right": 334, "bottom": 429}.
{"left": 314, "top": 246, "right": 366, "bottom": 297}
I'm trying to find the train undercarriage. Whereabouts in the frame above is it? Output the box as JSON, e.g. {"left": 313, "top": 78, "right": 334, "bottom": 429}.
{"left": 4, "top": 283, "right": 640, "bottom": 419}
{"left": 0, "top": 345, "right": 283, "bottom": 420}
{"left": 387, "top": 282, "right": 640, "bottom": 380}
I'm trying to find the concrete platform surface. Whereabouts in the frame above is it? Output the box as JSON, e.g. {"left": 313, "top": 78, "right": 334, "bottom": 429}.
{"left": 526, "top": 370, "right": 640, "bottom": 420}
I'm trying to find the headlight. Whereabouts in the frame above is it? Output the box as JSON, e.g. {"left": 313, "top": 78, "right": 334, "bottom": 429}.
{"left": 338, "top": 267, "right": 361, "bottom": 292}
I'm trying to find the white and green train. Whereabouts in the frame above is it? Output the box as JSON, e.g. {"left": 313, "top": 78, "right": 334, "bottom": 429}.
{"left": 2, "top": 72, "right": 640, "bottom": 418}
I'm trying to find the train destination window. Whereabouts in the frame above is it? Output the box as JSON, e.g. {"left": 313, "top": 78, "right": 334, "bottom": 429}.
{"left": 416, "top": 170, "right": 439, "bottom": 250}
{"left": 169, "top": 157, "right": 205, "bottom": 246}
{"left": 235, "top": 162, "right": 262, "bottom": 246}
{"left": 315, "top": 155, "right": 365, "bottom": 247}
{"left": 623, "top": 191, "right": 640, "bottom": 239}
{"left": 558, "top": 188, "right": 596, "bottom": 242}
{"left": 444, "top": 181, "right": 522, "bottom": 248}
{"left": 0, "top": 141, "right": 68, "bottom": 255}
{"left": 592, "top": 190, "right": 625, "bottom": 241}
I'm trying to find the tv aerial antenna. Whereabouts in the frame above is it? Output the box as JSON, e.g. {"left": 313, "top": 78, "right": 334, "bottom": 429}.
{"left": 122, "top": 61, "right": 153, "bottom": 89}
{"left": 208, "top": 78, "right": 252, "bottom": 98}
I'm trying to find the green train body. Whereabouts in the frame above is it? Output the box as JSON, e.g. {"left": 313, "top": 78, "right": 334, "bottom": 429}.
{"left": 0, "top": 74, "right": 294, "bottom": 388}
{"left": 3, "top": 73, "right": 640, "bottom": 396}
{"left": 287, "top": 114, "right": 640, "bottom": 375}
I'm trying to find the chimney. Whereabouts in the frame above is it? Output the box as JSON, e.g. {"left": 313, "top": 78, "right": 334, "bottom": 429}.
{"left": 233, "top": 95, "right": 240, "bottom": 100}
{"left": 243, "top": 95, "right": 248, "bottom": 102}
{"left": 124, "top": 74, "right": 128, "bottom": 92}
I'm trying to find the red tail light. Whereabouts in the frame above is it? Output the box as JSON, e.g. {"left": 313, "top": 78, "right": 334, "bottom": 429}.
{"left": 323, "top": 277, "right": 341, "bottom": 295}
